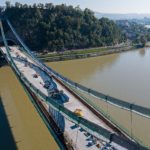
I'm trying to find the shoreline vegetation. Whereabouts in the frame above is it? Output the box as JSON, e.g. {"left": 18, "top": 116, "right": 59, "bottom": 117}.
{"left": 38, "top": 44, "right": 143, "bottom": 62}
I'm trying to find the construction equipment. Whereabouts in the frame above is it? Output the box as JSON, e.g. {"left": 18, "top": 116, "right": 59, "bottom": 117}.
{"left": 74, "top": 109, "right": 83, "bottom": 117}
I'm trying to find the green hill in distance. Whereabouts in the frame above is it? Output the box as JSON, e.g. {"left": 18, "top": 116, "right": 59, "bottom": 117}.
{"left": 2, "top": 2, "right": 125, "bottom": 52}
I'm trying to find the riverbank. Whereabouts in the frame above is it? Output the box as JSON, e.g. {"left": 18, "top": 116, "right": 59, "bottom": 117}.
{"left": 38, "top": 45, "right": 138, "bottom": 62}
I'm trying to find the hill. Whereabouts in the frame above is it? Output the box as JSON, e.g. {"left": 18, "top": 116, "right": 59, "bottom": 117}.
{"left": 2, "top": 2, "right": 125, "bottom": 52}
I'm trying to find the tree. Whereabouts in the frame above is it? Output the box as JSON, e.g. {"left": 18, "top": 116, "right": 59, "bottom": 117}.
{"left": 0, "top": 6, "right": 3, "bottom": 14}
{"left": 37, "top": 3, "right": 44, "bottom": 9}
{"left": 22, "top": 4, "right": 28, "bottom": 8}
{"left": 140, "top": 36, "right": 147, "bottom": 47}
{"left": 15, "top": 2, "right": 21, "bottom": 8}
{"left": 5, "top": 1, "right": 11, "bottom": 8}
{"left": 33, "top": 3, "right": 37, "bottom": 8}
{"left": 45, "top": 3, "right": 53, "bottom": 10}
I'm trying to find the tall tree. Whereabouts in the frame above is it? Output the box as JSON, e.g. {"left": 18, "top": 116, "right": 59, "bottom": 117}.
{"left": 5, "top": 1, "right": 11, "bottom": 8}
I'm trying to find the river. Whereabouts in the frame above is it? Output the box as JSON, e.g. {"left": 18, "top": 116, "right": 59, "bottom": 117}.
{"left": 0, "top": 65, "right": 59, "bottom": 150}
{"left": 48, "top": 47, "right": 150, "bottom": 147}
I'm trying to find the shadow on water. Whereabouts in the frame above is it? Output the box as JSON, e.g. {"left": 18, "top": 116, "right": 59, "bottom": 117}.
{"left": 0, "top": 97, "right": 18, "bottom": 150}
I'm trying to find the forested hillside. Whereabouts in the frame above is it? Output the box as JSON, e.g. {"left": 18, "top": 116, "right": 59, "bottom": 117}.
{"left": 3, "top": 2, "right": 125, "bottom": 52}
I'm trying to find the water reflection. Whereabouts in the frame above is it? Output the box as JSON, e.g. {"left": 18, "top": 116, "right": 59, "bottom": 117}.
{"left": 139, "top": 48, "right": 145, "bottom": 57}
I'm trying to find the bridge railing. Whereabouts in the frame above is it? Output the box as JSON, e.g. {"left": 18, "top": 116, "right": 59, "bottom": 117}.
{"left": 3, "top": 19, "right": 150, "bottom": 149}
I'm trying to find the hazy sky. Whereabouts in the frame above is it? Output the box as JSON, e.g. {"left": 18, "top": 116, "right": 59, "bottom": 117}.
{"left": 1, "top": 0, "right": 150, "bottom": 14}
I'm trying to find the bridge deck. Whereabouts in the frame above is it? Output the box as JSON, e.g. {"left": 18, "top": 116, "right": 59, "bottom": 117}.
{"left": 1, "top": 46, "right": 126, "bottom": 150}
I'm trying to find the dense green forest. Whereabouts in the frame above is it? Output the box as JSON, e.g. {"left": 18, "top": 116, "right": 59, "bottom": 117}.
{"left": 2, "top": 2, "right": 125, "bottom": 52}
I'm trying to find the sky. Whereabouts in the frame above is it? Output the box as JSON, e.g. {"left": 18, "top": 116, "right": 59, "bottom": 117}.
{"left": 1, "top": 0, "right": 150, "bottom": 14}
